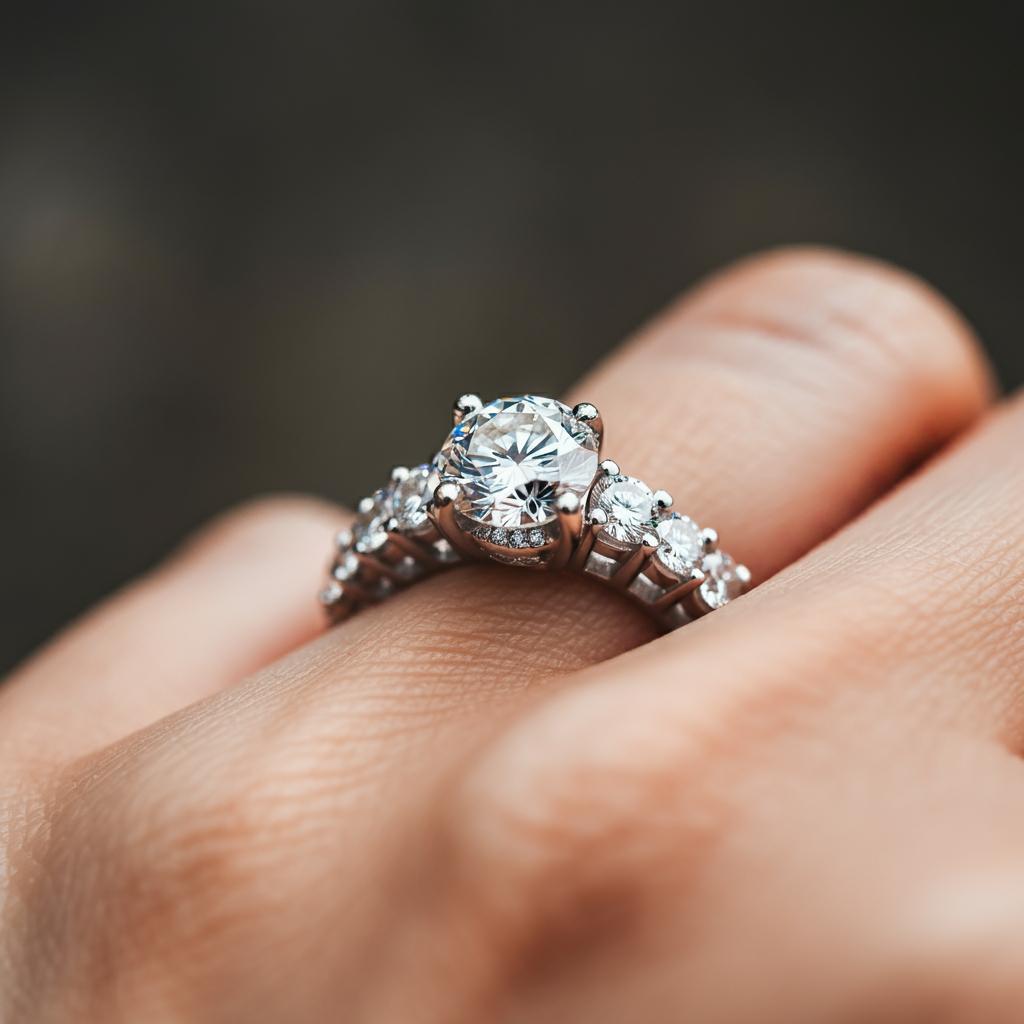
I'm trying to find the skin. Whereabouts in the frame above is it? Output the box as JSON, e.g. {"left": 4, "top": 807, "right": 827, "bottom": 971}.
{"left": 2, "top": 247, "right": 1022, "bottom": 1022}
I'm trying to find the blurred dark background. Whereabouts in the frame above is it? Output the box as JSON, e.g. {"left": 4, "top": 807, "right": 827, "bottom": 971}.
{"left": 2, "top": 4, "right": 1022, "bottom": 672}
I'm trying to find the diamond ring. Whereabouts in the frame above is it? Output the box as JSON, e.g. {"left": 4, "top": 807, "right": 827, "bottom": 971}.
{"left": 319, "top": 394, "right": 750, "bottom": 632}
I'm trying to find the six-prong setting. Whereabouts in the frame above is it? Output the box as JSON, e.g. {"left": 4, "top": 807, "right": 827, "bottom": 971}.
{"left": 320, "top": 393, "right": 750, "bottom": 629}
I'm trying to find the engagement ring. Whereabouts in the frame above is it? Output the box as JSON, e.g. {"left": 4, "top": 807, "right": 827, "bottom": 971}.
{"left": 319, "top": 394, "right": 750, "bottom": 631}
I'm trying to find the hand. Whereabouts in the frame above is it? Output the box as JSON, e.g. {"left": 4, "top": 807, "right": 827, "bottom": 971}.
{"left": 3, "top": 248, "right": 1021, "bottom": 1023}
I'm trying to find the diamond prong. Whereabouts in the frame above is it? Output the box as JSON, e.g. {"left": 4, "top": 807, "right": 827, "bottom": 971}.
{"left": 391, "top": 465, "right": 410, "bottom": 483}
{"left": 701, "top": 527, "right": 719, "bottom": 553}
{"left": 549, "top": 489, "right": 583, "bottom": 570}
{"left": 609, "top": 531, "right": 658, "bottom": 589}
{"left": 452, "top": 393, "right": 483, "bottom": 425}
{"left": 556, "top": 491, "right": 581, "bottom": 516}
{"left": 735, "top": 563, "right": 752, "bottom": 587}
{"left": 357, "top": 496, "right": 376, "bottom": 516}
{"left": 572, "top": 402, "right": 603, "bottom": 439}
{"left": 600, "top": 459, "right": 620, "bottom": 477}
{"left": 653, "top": 489, "right": 673, "bottom": 511}
{"left": 433, "top": 480, "right": 460, "bottom": 507}
{"left": 429, "top": 480, "right": 481, "bottom": 561}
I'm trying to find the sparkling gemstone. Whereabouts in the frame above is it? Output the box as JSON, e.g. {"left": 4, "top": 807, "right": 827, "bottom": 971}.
{"left": 528, "top": 528, "right": 546, "bottom": 547}
{"left": 353, "top": 489, "right": 391, "bottom": 553}
{"left": 654, "top": 514, "right": 703, "bottom": 575}
{"left": 437, "top": 395, "right": 599, "bottom": 529}
{"left": 510, "top": 529, "right": 527, "bottom": 547}
{"left": 589, "top": 474, "right": 656, "bottom": 545}
{"left": 700, "top": 551, "right": 745, "bottom": 609}
{"left": 332, "top": 550, "right": 360, "bottom": 581}
{"left": 319, "top": 581, "right": 343, "bottom": 606}
{"left": 390, "top": 463, "right": 439, "bottom": 532}
{"left": 490, "top": 527, "right": 509, "bottom": 545}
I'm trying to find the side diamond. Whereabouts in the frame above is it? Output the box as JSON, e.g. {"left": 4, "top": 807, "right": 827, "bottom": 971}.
{"left": 332, "top": 550, "right": 360, "bottom": 581}
{"left": 589, "top": 474, "right": 656, "bottom": 545}
{"left": 390, "top": 463, "right": 439, "bottom": 532}
{"left": 700, "top": 551, "right": 746, "bottom": 609}
{"left": 653, "top": 514, "right": 703, "bottom": 575}
{"left": 353, "top": 489, "right": 391, "bottom": 553}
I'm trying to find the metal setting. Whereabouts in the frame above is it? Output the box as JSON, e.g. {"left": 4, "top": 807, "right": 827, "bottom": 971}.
{"left": 319, "top": 394, "right": 750, "bottom": 632}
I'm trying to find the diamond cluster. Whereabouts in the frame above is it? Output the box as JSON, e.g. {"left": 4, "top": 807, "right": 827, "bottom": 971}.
{"left": 584, "top": 468, "right": 746, "bottom": 611}
{"left": 320, "top": 461, "right": 444, "bottom": 608}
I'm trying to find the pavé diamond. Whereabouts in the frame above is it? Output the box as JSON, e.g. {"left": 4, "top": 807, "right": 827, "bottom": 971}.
{"left": 700, "top": 550, "right": 745, "bottom": 609}
{"left": 391, "top": 463, "right": 439, "bottom": 532}
{"left": 528, "top": 528, "right": 545, "bottom": 547}
{"left": 437, "top": 395, "right": 599, "bottom": 529}
{"left": 590, "top": 474, "right": 656, "bottom": 545}
{"left": 654, "top": 514, "right": 703, "bottom": 575}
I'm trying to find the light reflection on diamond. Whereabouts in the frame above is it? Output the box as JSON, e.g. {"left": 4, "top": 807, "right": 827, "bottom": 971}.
{"left": 654, "top": 514, "right": 703, "bottom": 575}
{"left": 700, "top": 551, "right": 745, "bottom": 608}
{"left": 438, "top": 395, "right": 599, "bottom": 529}
{"left": 590, "top": 474, "right": 655, "bottom": 545}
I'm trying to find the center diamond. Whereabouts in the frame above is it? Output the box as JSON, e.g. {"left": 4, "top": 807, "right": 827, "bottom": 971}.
{"left": 437, "top": 395, "right": 599, "bottom": 529}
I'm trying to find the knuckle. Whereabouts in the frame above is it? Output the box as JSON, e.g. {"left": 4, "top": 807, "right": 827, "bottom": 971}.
{"left": 31, "top": 742, "right": 313, "bottom": 1011}
{"left": 440, "top": 682, "right": 738, "bottom": 949}
{"left": 693, "top": 245, "right": 991, "bottom": 414}
{"left": 858, "top": 877, "right": 1024, "bottom": 1022}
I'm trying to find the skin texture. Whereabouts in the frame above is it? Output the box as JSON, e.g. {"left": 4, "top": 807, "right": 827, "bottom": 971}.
{"left": 2, "top": 247, "right": 1022, "bottom": 1022}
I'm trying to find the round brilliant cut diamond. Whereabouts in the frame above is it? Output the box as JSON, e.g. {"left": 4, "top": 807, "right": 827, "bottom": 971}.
{"left": 700, "top": 550, "right": 745, "bottom": 609}
{"left": 437, "top": 395, "right": 599, "bottom": 529}
{"left": 589, "top": 474, "right": 656, "bottom": 545}
{"left": 654, "top": 514, "right": 703, "bottom": 575}
{"left": 353, "top": 490, "right": 391, "bottom": 553}
{"left": 332, "top": 550, "right": 360, "bottom": 581}
{"left": 390, "top": 463, "right": 439, "bottom": 532}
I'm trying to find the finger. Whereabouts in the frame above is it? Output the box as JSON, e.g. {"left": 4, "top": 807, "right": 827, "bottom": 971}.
{"left": 437, "top": 388, "right": 1024, "bottom": 1002}
{"left": 0, "top": 496, "right": 345, "bottom": 772}
{"left": 739, "top": 388, "right": 1024, "bottom": 746}
{"left": 44, "top": 253, "right": 995, "bottom": 1018}
{"left": 324, "top": 246, "right": 992, "bottom": 685}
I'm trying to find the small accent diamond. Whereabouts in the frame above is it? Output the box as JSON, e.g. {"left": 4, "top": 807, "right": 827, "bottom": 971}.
{"left": 490, "top": 527, "right": 509, "bottom": 545}
{"left": 528, "top": 528, "right": 545, "bottom": 547}
{"left": 332, "top": 550, "right": 359, "bottom": 582}
{"left": 390, "top": 463, "right": 439, "bottom": 532}
{"left": 353, "top": 489, "right": 391, "bottom": 553}
{"left": 654, "top": 514, "right": 703, "bottom": 575}
{"left": 509, "top": 529, "right": 528, "bottom": 547}
{"left": 700, "top": 551, "right": 745, "bottom": 609}
{"left": 319, "top": 581, "right": 343, "bottom": 606}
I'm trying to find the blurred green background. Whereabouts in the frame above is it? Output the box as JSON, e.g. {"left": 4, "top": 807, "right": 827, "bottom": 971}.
{"left": 2, "top": 4, "right": 1021, "bottom": 671}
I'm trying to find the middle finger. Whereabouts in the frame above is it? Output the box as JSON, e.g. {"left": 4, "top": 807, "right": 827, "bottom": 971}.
{"left": 322, "top": 246, "right": 990, "bottom": 685}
